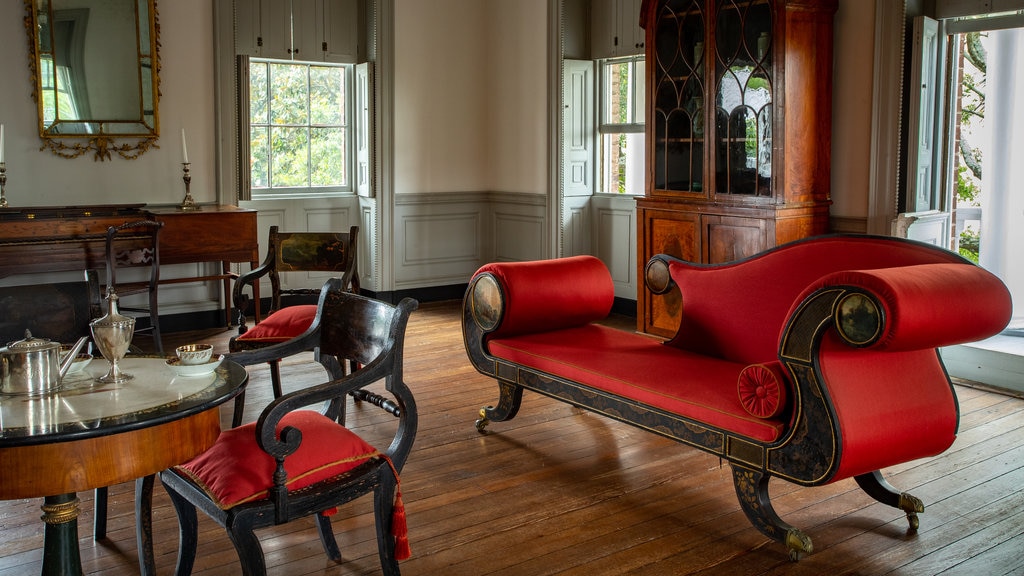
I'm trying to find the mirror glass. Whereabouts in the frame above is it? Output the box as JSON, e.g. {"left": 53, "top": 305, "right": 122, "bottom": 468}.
{"left": 27, "top": 0, "right": 159, "bottom": 160}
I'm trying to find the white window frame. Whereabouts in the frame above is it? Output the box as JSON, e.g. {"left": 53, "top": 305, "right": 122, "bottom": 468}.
{"left": 597, "top": 55, "right": 645, "bottom": 195}
{"left": 248, "top": 57, "right": 355, "bottom": 200}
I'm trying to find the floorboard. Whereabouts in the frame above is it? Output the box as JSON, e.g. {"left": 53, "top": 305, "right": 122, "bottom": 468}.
{"left": 1, "top": 300, "right": 1022, "bottom": 575}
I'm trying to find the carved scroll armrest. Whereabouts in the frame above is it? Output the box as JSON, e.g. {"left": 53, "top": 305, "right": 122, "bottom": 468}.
{"left": 789, "top": 263, "right": 1011, "bottom": 353}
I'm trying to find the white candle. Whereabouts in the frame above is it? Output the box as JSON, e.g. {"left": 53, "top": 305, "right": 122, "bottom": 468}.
{"left": 181, "top": 128, "right": 189, "bottom": 164}
{"left": 1, "top": 124, "right": 5, "bottom": 164}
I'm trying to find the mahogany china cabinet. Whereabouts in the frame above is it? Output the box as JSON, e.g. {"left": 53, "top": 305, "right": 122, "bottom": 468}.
{"left": 637, "top": 0, "right": 838, "bottom": 336}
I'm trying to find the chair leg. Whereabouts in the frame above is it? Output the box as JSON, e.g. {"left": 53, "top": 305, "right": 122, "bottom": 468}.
{"left": 163, "top": 482, "right": 200, "bottom": 576}
{"left": 855, "top": 470, "right": 924, "bottom": 530}
{"left": 731, "top": 465, "right": 812, "bottom": 561}
{"left": 93, "top": 487, "right": 108, "bottom": 540}
{"left": 232, "top": 388, "right": 248, "bottom": 428}
{"left": 227, "top": 521, "right": 269, "bottom": 576}
{"left": 374, "top": 466, "right": 401, "bottom": 576}
{"left": 135, "top": 475, "right": 156, "bottom": 576}
{"left": 315, "top": 512, "right": 343, "bottom": 563}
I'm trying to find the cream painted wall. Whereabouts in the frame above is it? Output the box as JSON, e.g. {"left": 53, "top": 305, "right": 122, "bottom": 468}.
{"left": 487, "top": 0, "right": 548, "bottom": 195}
{"left": 830, "top": 0, "right": 874, "bottom": 219}
{"left": 394, "top": 0, "right": 490, "bottom": 194}
{"left": 393, "top": 0, "right": 548, "bottom": 196}
{"left": 0, "top": 1, "right": 217, "bottom": 208}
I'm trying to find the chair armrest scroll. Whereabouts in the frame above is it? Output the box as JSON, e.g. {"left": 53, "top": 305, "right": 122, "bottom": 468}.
{"left": 795, "top": 263, "right": 1012, "bottom": 352}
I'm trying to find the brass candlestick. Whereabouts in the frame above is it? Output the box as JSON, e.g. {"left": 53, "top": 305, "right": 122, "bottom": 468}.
{"left": 179, "top": 162, "right": 199, "bottom": 211}
{"left": 0, "top": 162, "right": 8, "bottom": 208}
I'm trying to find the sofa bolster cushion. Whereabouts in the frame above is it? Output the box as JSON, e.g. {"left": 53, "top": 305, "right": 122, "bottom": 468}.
{"left": 737, "top": 362, "right": 789, "bottom": 419}
{"left": 796, "top": 263, "right": 1012, "bottom": 352}
{"left": 473, "top": 255, "right": 614, "bottom": 338}
{"left": 235, "top": 304, "right": 318, "bottom": 344}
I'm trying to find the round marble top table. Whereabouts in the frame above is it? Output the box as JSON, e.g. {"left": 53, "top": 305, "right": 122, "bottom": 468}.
{"left": 0, "top": 355, "right": 248, "bottom": 576}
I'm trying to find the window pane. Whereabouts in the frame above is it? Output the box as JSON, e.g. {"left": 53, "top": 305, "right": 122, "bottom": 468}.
{"left": 605, "top": 61, "right": 631, "bottom": 124}
{"left": 635, "top": 60, "right": 646, "bottom": 120}
{"left": 249, "top": 59, "right": 351, "bottom": 193}
{"left": 271, "top": 126, "right": 309, "bottom": 187}
{"left": 602, "top": 131, "right": 645, "bottom": 194}
{"left": 249, "top": 62, "right": 268, "bottom": 125}
{"left": 309, "top": 66, "right": 344, "bottom": 126}
{"left": 310, "top": 127, "right": 346, "bottom": 186}
{"left": 270, "top": 63, "right": 308, "bottom": 126}
{"left": 250, "top": 126, "right": 269, "bottom": 188}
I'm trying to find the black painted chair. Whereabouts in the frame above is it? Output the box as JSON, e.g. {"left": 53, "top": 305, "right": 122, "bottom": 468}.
{"left": 160, "top": 279, "right": 418, "bottom": 576}
{"left": 229, "top": 226, "right": 359, "bottom": 425}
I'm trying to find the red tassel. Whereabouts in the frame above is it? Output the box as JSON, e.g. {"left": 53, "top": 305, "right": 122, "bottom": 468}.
{"left": 383, "top": 455, "right": 411, "bottom": 561}
{"left": 392, "top": 489, "right": 411, "bottom": 560}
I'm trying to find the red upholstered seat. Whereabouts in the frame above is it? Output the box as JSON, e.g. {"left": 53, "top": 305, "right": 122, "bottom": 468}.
{"left": 233, "top": 305, "right": 317, "bottom": 345}
{"left": 488, "top": 325, "right": 786, "bottom": 442}
{"left": 174, "top": 410, "right": 383, "bottom": 509}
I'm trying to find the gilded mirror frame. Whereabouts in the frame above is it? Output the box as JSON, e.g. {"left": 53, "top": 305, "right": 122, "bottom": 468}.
{"left": 24, "top": 0, "right": 160, "bottom": 161}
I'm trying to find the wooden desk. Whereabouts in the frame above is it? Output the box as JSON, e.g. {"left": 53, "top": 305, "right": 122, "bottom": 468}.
{"left": 0, "top": 204, "right": 258, "bottom": 326}
{"left": 0, "top": 357, "right": 248, "bottom": 576}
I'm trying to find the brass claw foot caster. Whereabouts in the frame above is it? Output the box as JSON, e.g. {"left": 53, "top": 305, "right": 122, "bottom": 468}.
{"left": 786, "top": 528, "right": 813, "bottom": 562}
{"left": 899, "top": 492, "right": 924, "bottom": 532}
{"left": 475, "top": 408, "right": 491, "bottom": 434}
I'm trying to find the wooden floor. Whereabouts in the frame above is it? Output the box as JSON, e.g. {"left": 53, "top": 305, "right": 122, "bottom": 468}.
{"left": 2, "top": 301, "right": 1024, "bottom": 575}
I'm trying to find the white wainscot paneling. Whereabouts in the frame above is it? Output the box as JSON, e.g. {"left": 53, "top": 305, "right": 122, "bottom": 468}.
{"left": 593, "top": 195, "right": 637, "bottom": 299}
{"left": 397, "top": 213, "right": 482, "bottom": 287}
{"left": 358, "top": 197, "right": 378, "bottom": 292}
{"left": 562, "top": 196, "right": 591, "bottom": 256}
{"left": 494, "top": 211, "right": 545, "bottom": 262}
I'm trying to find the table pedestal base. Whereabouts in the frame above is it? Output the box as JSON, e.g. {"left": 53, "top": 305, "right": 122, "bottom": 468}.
{"left": 41, "top": 494, "right": 83, "bottom": 576}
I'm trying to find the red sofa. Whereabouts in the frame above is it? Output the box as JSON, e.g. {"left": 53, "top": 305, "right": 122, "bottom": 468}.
{"left": 461, "top": 234, "right": 1012, "bottom": 559}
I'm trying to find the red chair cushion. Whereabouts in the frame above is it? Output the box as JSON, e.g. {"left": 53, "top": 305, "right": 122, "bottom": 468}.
{"left": 236, "top": 305, "right": 318, "bottom": 344}
{"left": 737, "top": 362, "right": 789, "bottom": 419}
{"left": 173, "top": 410, "right": 381, "bottom": 509}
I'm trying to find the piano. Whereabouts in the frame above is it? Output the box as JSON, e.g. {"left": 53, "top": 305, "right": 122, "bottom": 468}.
{"left": 0, "top": 204, "right": 258, "bottom": 326}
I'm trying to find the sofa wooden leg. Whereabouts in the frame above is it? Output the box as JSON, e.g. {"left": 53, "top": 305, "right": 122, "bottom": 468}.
{"left": 855, "top": 470, "right": 924, "bottom": 530}
{"left": 731, "top": 466, "right": 812, "bottom": 561}
{"left": 476, "top": 381, "right": 523, "bottom": 433}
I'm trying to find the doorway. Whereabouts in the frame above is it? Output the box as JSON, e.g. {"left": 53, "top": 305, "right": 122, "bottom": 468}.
{"left": 936, "top": 17, "right": 1024, "bottom": 393}
{"left": 948, "top": 25, "right": 1024, "bottom": 332}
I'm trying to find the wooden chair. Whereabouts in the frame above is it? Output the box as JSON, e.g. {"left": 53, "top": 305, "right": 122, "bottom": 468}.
{"left": 229, "top": 225, "right": 359, "bottom": 425}
{"left": 104, "top": 220, "right": 164, "bottom": 355}
{"left": 160, "top": 280, "right": 418, "bottom": 576}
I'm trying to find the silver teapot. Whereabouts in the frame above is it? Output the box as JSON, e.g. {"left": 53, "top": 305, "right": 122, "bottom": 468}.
{"left": 0, "top": 332, "right": 88, "bottom": 396}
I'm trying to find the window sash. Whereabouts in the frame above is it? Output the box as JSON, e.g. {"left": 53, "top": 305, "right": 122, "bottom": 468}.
{"left": 245, "top": 58, "right": 354, "bottom": 197}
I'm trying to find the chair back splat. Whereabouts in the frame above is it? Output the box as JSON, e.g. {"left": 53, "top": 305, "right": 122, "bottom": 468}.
{"left": 104, "top": 219, "right": 164, "bottom": 355}
{"left": 229, "top": 226, "right": 359, "bottom": 420}
{"left": 160, "top": 278, "right": 418, "bottom": 576}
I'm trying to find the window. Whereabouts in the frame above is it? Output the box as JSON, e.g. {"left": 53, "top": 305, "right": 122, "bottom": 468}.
{"left": 598, "top": 56, "right": 645, "bottom": 194}
{"left": 248, "top": 59, "right": 352, "bottom": 197}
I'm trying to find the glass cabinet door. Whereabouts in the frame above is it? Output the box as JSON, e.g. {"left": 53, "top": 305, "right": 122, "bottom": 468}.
{"left": 651, "top": 0, "right": 706, "bottom": 194}
{"left": 713, "top": 0, "right": 773, "bottom": 198}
